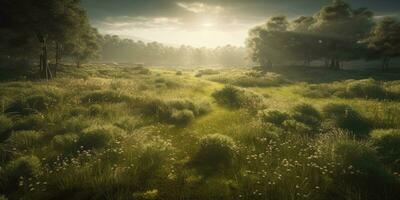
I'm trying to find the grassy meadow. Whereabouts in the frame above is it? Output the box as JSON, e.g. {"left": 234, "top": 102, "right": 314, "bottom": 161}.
{"left": 0, "top": 64, "right": 400, "bottom": 200}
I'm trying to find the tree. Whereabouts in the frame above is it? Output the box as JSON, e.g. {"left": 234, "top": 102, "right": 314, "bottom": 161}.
{"left": 0, "top": 0, "right": 97, "bottom": 78}
{"left": 366, "top": 17, "right": 400, "bottom": 70}
{"left": 246, "top": 16, "right": 290, "bottom": 69}
{"left": 65, "top": 26, "right": 101, "bottom": 68}
{"left": 246, "top": 0, "right": 375, "bottom": 70}
{"left": 311, "top": 0, "right": 374, "bottom": 69}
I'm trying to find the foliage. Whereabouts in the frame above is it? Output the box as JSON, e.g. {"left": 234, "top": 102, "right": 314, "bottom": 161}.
{"left": 260, "top": 110, "right": 290, "bottom": 126}
{"left": 81, "top": 90, "right": 132, "bottom": 103}
{"left": 372, "top": 129, "right": 400, "bottom": 171}
{"left": 212, "top": 85, "right": 265, "bottom": 109}
{"left": 140, "top": 98, "right": 210, "bottom": 125}
{"left": 4, "top": 130, "right": 43, "bottom": 150}
{"left": 246, "top": 0, "right": 374, "bottom": 69}
{"left": 1, "top": 156, "right": 41, "bottom": 192}
{"left": 51, "top": 134, "right": 79, "bottom": 154}
{"left": 190, "top": 134, "right": 236, "bottom": 174}
{"left": 322, "top": 103, "right": 371, "bottom": 136}
{"left": 6, "top": 93, "right": 60, "bottom": 114}
{"left": 78, "top": 125, "right": 125, "bottom": 150}
{"left": 0, "top": 116, "right": 13, "bottom": 141}
{"left": 366, "top": 17, "right": 400, "bottom": 70}
{"left": 298, "top": 79, "right": 398, "bottom": 100}
{"left": 291, "top": 103, "right": 321, "bottom": 130}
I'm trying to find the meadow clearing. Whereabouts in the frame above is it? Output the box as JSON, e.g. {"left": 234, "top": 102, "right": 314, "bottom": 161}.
{"left": 0, "top": 64, "right": 399, "bottom": 200}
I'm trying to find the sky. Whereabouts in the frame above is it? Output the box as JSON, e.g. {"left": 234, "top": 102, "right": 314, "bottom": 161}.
{"left": 82, "top": 0, "right": 400, "bottom": 47}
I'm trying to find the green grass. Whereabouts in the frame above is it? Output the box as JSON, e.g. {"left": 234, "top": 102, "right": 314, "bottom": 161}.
{"left": 0, "top": 64, "right": 399, "bottom": 200}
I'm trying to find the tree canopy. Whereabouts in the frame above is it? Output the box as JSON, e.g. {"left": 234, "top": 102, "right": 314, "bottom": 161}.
{"left": 246, "top": 0, "right": 381, "bottom": 70}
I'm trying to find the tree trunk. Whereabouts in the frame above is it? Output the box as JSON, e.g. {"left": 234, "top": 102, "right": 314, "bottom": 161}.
{"left": 330, "top": 58, "right": 340, "bottom": 70}
{"left": 324, "top": 58, "right": 329, "bottom": 68}
{"left": 382, "top": 57, "right": 390, "bottom": 71}
{"left": 54, "top": 42, "right": 60, "bottom": 77}
{"left": 77, "top": 60, "right": 80, "bottom": 68}
{"left": 39, "top": 37, "right": 52, "bottom": 80}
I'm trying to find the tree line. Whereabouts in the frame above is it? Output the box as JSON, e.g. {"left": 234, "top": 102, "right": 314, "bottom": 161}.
{"left": 246, "top": 0, "right": 400, "bottom": 70}
{"left": 99, "top": 35, "right": 247, "bottom": 67}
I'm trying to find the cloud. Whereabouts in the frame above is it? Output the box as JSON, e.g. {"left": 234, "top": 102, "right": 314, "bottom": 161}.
{"left": 100, "top": 16, "right": 182, "bottom": 30}
{"left": 176, "top": 2, "right": 223, "bottom": 14}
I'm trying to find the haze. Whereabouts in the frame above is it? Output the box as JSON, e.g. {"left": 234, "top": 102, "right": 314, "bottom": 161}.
{"left": 82, "top": 0, "right": 400, "bottom": 47}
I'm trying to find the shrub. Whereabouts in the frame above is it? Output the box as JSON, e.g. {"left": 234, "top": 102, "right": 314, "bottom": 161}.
{"left": 333, "top": 140, "right": 399, "bottom": 199}
{"left": 55, "top": 117, "right": 90, "bottom": 134}
{"left": 212, "top": 85, "right": 264, "bottom": 109}
{"left": 372, "top": 129, "right": 400, "bottom": 171}
{"left": 51, "top": 134, "right": 79, "bottom": 153}
{"left": 2, "top": 156, "right": 41, "bottom": 190}
{"left": 197, "top": 69, "right": 219, "bottom": 76}
{"left": 81, "top": 90, "right": 131, "bottom": 103}
{"left": 78, "top": 125, "right": 125, "bottom": 150}
{"left": 68, "top": 106, "right": 87, "bottom": 117}
{"left": 176, "top": 71, "right": 183, "bottom": 75}
{"left": 234, "top": 73, "right": 286, "bottom": 87}
{"left": 322, "top": 103, "right": 371, "bottom": 136}
{"left": 190, "top": 134, "right": 236, "bottom": 173}
{"left": 140, "top": 98, "right": 210, "bottom": 125}
{"left": 170, "top": 109, "right": 195, "bottom": 125}
{"left": 282, "top": 120, "right": 312, "bottom": 135}
{"left": 260, "top": 110, "right": 289, "bottom": 126}
{"left": 6, "top": 93, "right": 59, "bottom": 114}
{"left": 5, "top": 131, "right": 43, "bottom": 150}
{"left": 88, "top": 104, "right": 102, "bottom": 116}
{"left": 346, "top": 79, "right": 387, "bottom": 99}
{"left": 0, "top": 195, "right": 7, "bottom": 200}
{"left": 0, "top": 115, "right": 13, "bottom": 141}
{"left": 12, "top": 114, "right": 45, "bottom": 131}
{"left": 291, "top": 104, "right": 321, "bottom": 130}
{"left": 114, "top": 117, "right": 142, "bottom": 132}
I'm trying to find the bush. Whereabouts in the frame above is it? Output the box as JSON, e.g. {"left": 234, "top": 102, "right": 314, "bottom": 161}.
{"left": 333, "top": 140, "right": 399, "bottom": 199}
{"left": 176, "top": 71, "right": 183, "bottom": 75}
{"left": 78, "top": 125, "right": 125, "bottom": 150}
{"left": 322, "top": 103, "right": 371, "bottom": 136}
{"left": 88, "top": 104, "right": 102, "bottom": 116}
{"left": 2, "top": 156, "right": 41, "bottom": 190}
{"left": 212, "top": 85, "right": 265, "bottom": 109}
{"left": 0, "top": 115, "right": 13, "bottom": 141}
{"left": 6, "top": 93, "right": 59, "bottom": 114}
{"left": 140, "top": 98, "right": 210, "bottom": 125}
{"left": 282, "top": 119, "right": 312, "bottom": 135}
{"left": 260, "top": 110, "right": 289, "bottom": 126}
{"left": 51, "top": 134, "right": 79, "bottom": 153}
{"left": 55, "top": 117, "right": 90, "bottom": 135}
{"left": 291, "top": 104, "right": 321, "bottom": 130}
{"left": 346, "top": 79, "right": 387, "bottom": 99}
{"left": 197, "top": 69, "right": 219, "bottom": 76}
{"left": 299, "top": 79, "right": 394, "bottom": 100}
{"left": 372, "top": 129, "right": 400, "bottom": 171}
{"left": 81, "top": 90, "right": 131, "bottom": 103}
{"left": 12, "top": 114, "right": 45, "bottom": 131}
{"left": 170, "top": 109, "right": 195, "bottom": 125}
{"left": 5, "top": 131, "right": 43, "bottom": 150}
{"left": 190, "top": 134, "right": 236, "bottom": 173}
{"left": 234, "top": 73, "right": 286, "bottom": 87}
{"left": 68, "top": 106, "right": 87, "bottom": 117}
